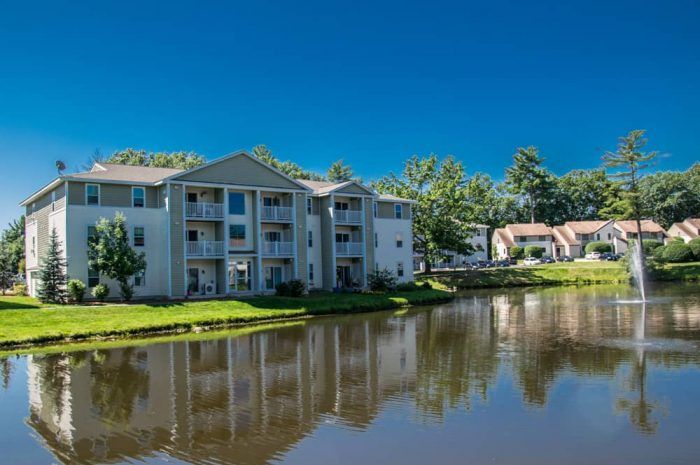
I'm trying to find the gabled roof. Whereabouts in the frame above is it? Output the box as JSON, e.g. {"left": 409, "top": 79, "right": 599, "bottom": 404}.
{"left": 295, "top": 179, "right": 375, "bottom": 196}
{"left": 72, "top": 163, "right": 184, "bottom": 183}
{"left": 376, "top": 193, "right": 417, "bottom": 204}
{"left": 614, "top": 220, "right": 667, "bottom": 235}
{"left": 685, "top": 218, "right": 700, "bottom": 230}
{"left": 505, "top": 223, "right": 553, "bottom": 237}
{"left": 552, "top": 225, "right": 579, "bottom": 246}
{"left": 564, "top": 220, "right": 612, "bottom": 235}
{"left": 493, "top": 228, "right": 515, "bottom": 247}
{"left": 670, "top": 221, "right": 699, "bottom": 239}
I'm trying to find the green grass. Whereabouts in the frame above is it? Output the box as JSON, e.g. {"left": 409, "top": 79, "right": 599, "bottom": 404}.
{"left": 419, "top": 261, "right": 630, "bottom": 290}
{"left": 0, "top": 289, "right": 452, "bottom": 350}
{"left": 651, "top": 262, "right": 700, "bottom": 282}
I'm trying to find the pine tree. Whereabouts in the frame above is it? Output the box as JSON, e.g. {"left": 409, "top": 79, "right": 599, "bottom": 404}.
{"left": 37, "top": 228, "right": 67, "bottom": 303}
{"left": 0, "top": 240, "right": 13, "bottom": 295}
{"left": 327, "top": 159, "right": 354, "bottom": 182}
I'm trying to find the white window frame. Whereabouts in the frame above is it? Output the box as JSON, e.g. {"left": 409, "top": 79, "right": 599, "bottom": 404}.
{"left": 132, "top": 186, "right": 146, "bottom": 208}
{"left": 394, "top": 203, "right": 402, "bottom": 219}
{"left": 308, "top": 230, "right": 313, "bottom": 248}
{"left": 397, "top": 262, "right": 404, "bottom": 277}
{"left": 88, "top": 267, "right": 100, "bottom": 287}
{"left": 134, "top": 270, "right": 146, "bottom": 287}
{"left": 307, "top": 198, "right": 312, "bottom": 215}
{"left": 396, "top": 233, "right": 403, "bottom": 248}
{"left": 133, "top": 226, "right": 145, "bottom": 247}
{"left": 86, "top": 184, "right": 100, "bottom": 206}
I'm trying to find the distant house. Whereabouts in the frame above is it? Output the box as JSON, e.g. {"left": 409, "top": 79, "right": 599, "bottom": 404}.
{"left": 612, "top": 220, "right": 668, "bottom": 253}
{"left": 668, "top": 218, "right": 700, "bottom": 243}
{"left": 493, "top": 223, "right": 553, "bottom": 259}
{"left": 413, "top": 225, "right": 489, "bottom": 271}
{"left": 551, "top": 220, "right": 615, "bottom": 257}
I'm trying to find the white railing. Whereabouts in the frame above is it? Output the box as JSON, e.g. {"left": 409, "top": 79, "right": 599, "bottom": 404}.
{"left": 334, "top": 209, "right": 362, "bottom": 223}
{"left": 262, "top": 241, "right": 294, "bottom": 256}
{"left": 186, "top": 241, "right": 224, "bottom": 257}
{"left": 261, "top": 205, "right": 293, "bottom": 221}
{"left": 186, "top": 202, "right": 224, "bottom": 219}
{"left": 335, "top": 242, "right": 363, "bottom": 256}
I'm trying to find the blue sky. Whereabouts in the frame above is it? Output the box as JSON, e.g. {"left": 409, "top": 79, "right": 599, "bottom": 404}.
{"left": 1, "top": 0, "right": 699, "bottom": 227}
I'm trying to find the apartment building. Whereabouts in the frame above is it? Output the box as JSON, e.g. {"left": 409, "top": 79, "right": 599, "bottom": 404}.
{"left": 612, "top": 220, "right": 668, "bottom": 253}
{"left": 668, "top": 218, "right": 700, "bottom": 243}
{"left": 413, "top": 224, "right": 489, "bottom": 271}
{"left": 21, "top": 151, "right": 414, "bottom": 299}
{"left": 551, "top": 220, "right": 615, "bottom": 257}
{"left": 492, "top": 223, "right": 554, "bottom": 259}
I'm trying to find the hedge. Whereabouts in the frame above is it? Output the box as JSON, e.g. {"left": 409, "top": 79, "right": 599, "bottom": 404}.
{"left": 662, "top": 242, "right": 695, "bottom": 263}
{"left": 524, "top": 245, "right": 544, "bottom": 258}
{"left": 689, "top": 238, "right": 700, "bottom": 260}
{"left": 584, "top": 241, "right": 612, "bottom": 253}
{"left": 509, "top": 246, "right": 524, "bottom": 259}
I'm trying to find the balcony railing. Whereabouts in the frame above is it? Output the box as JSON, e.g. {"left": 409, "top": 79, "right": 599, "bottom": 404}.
{"left": 335, "top": 242, "right": 363, "bottom": 256}
{"left": 186, "top": 202, "right": 224, "bottom": 219}
{"left": 334, "top": 209, "right": 362, "bottom": 224}
{"left": 261, "top": 205, "right": 293, "bottom": 221}
{"left": 262, "top": 241, "right": 294, "bottom": 256}
{"left": 186, "top": 241, "right": 224, "bottom": 257}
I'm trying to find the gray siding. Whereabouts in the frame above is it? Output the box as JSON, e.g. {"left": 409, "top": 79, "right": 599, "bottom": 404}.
{"left": 364, "top": 197, "right": 375, "bottom": 273}
{"left": 146, "top": 187, "right": 159, "bottom": 208}
{"left": 169, "top": 184, "right": 185, "bottom": 296}
{"left": 336, "top": 183, "right": 373, "bottom": 195}
{"left": 25, "top": 184, "right": 66, "bottom": 267}
{"left": 175, "top": 154, "right": 302, "bottom": 190}
{"left": 67, "top": 182, "right": 85, "bottom": 206}
{"left": 101, "top": 184, "right": 132, "bottom": 207}
{"left": 320, "top": 196, "right": 335, "bottom": 290}
{"left": 216, "top": 260, "right": 226, "bottom": 294}
{"left": 377, "top": 201, "right": 411, "bottom": 220}
{"left": 310, "top": 197, "right": 320, "bottom": 215}
{"left": 295, "top": 193, "right": 308, "bottom": 286}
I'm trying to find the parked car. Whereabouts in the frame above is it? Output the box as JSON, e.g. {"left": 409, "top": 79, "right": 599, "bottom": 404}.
{"left": 601, "top": 252, "right": 620, "bottom": 261}
{"left": 524, "top": 257, "right": 540, "bottom": 266}
{"left": 509, "top": 257, "right": 518, "bottom": 265}
{"left": 585, "top": 252, "right": 601, "bottom": 260}
{"left": 485, "top": 260, "right": 497, "bottom": 268}
{"left": 540, "top": 256, "right": 555, "bottom": 264}
{"left": 557, "top": 255, "right": 574, "bottom": 262}
{"left": 496, "top": 260, "right": 510, "bottom": 267}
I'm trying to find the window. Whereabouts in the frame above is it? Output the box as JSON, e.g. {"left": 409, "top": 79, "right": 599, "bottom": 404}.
{"left": 87, "top": 226, "right": 98, "bottom": 246}
{"left": 307, "top": 198, "right": 312, "bottom": 215}
{"left": 229, "top": 192, "right": 245, "bottom": 215}
{"left": 374, "top": 233, "right": 378, "bottom": 248}
{"left": 264, "top": 231, "right": 281, "bottom": 242}
{"left": 538, "top": 235, "right": 546, "bottom": 241}
{"left": 476, "top": 228, "right": 481, "bottom": 237}
{"left": 394, "top": 204, "right": 402, "bottom": 219}
{"left": 308, "top": 230, "right": 313, "bottom": 247}
{"left": 31, "top": 236, "right": 36, "bottom": 257}
{"left": 397, "top": 262, "right": 404, "bottom": 277}
{"left": 373, "top": 202, "right": 378, "bottom": 218}
{"left": 132, "top": 187, "right": 145, "bottom": 208}
{"left": 607, "top": 233, "right": 612, "bottom": 240}
{"left": 308, "top": 263, "right": 314, "bottom": 284}
{"left": 134, "top": 271, "right": 146, "bottom": 287}
{"left": 88, "top": 267, "right": 100, "bottom": 287}
{"left": 133, "top": 227, "right": 145, "bottom": 247}
{"left": 229, "top": 224, "right": 246, "bottom": 247}
{"left": 51, "top": 191, "right": 56, "bottom": 212}
{"left": 86, "top": 184, "right": 99, "bottom": 206}
{"left": 396, "top": 233, "right": 403, "bottom": 248}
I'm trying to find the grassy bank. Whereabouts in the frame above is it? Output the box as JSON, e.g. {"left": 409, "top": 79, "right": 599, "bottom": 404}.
{"left": 651, "top": 262, "right": 700, "bottom": 282}
{"left": 0, "top": 289, "right": 452, "bottom": 350}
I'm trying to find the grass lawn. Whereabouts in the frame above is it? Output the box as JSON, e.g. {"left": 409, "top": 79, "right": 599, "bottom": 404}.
{"left": 0, "top": 289, "right": 452, "bottom": 349}
{"left": 419, "top": 260, "right": 630, "bottom": 290}
{"left": 652, "top": 262, "right": 700, "bottom": 282}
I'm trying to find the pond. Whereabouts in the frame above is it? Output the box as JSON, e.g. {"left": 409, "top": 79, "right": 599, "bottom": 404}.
{"left": 1, "top": 283, "right": 700, "bottom": 464}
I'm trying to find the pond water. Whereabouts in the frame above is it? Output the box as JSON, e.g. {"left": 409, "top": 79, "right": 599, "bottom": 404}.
{"left": 2, "top": 283, "right": 700, "bottom": 465}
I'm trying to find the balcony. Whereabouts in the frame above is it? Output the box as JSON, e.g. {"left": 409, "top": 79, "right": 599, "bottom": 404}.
{"left": 335, "top": 242, "right": 363, "bottom": 256}
{"left": 334, "top": 209, "right": 362, "bottom": 224}
{"left": 186, "top": 241, "right": 224, "bottom": 257}
{"left": 262, "top": 241, "right": 294, "bottom": 256}
{"left": 186, "top": 202, "right": 224, "bottom": 219}
{"left": 261, "top": 206, "right": 293, "bottom": 222}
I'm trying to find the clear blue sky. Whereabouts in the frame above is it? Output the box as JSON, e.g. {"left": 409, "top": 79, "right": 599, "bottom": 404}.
{"left": 1, "top": 0, "right": 699, "bottom": 227}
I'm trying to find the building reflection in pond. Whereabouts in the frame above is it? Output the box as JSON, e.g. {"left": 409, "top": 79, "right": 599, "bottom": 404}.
{"left": 17, "top": 285, "right": 700, "bottom": 465}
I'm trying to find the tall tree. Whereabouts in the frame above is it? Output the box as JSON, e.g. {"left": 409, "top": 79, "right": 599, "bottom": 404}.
{"left": 505, "top": 146, "right": 552, "bottom": 223}
{"left": 88, "top": 213, "right": 147, "bottom": 301}
{"left": 602, "top": 129, "right": 658, "bottom": 277}
{"left": 638, "top": 168, "right": 700, "bottom": 228}
{"left": 105, "top": 149, "right": 205, "bottom": 170}
{"left": 372, "top": 154, "right": 475, "bottom": 272}
{"left": 37, "top": 228, "right": 68, "bottom": 304}
{"left": 0, "top": 240, "right": 13, "bottom": 295}
{"left": 251, "top": 144, "right": 325, "bottom": 181}
{"left": 553, "top": 169, "right": 616, "bottom": 222}
{"left": 327, "top": 159, "right": 354, "bottom": 182}
{"left": 2, "top": 216, "right": 25, "bottom": 275}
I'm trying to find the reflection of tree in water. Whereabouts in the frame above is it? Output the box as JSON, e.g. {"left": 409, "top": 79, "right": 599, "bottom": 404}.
{"left": 90, "top": 348, "right": 150, "bottom": 426}
{"left": 615, "top": 351, "right": 662, "bottom": 435}
{"left": 1, "top": 357, "right": 14, "bottom": 390}
{"left": 36, "top": 354, "right": 73, "bottom": 417}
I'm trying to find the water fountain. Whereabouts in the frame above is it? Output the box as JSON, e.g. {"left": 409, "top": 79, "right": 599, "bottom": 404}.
{"left": 628, "top": 239, "right": 647, "bottom": 303}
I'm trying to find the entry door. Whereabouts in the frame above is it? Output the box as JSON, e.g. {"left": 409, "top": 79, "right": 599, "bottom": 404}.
{"left": 187, "top": 230, "right": 199, "bottom": 242}
{"left": 335, "top": 233, "right": 350, "bottom": 243}
{"left": 187, "top": 193, "right": 198, "bottom": 204}
{"left": 229, "top": 260, "right": 252, "bottom": 292}
{"left": 187, "top": 268, "right": 199, "bottom": 293}
{"left": 263, "top": 196, "right": 280, "bottom": 207}
{"left": 334, "top": 201, "right": 349, "bottom": 211}
{"left": 336, "top": 266, "right": 351, "bottom": 287}
{"left": 264, "top": 266, "right": 283, "bottom": 290}
{"left": 264, "top": 231, "right": 282, "bottom": 242}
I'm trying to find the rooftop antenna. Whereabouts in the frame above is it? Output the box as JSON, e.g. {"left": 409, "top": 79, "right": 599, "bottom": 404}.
{"left": 55, "top": 160, "right": 66, "bottom": 175}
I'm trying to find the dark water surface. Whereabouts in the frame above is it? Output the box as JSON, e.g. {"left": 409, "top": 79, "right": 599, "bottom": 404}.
{"left": 2, "top": 284, "right": 700, "bottom": 465}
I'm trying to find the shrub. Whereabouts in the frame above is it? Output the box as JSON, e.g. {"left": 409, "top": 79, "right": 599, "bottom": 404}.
{"left": 662, "top": 242, "right": 695, "bottom": 263}
{"left": 275, "top": 279, "right": 306, "bottom": 297}
{"left": 421, "top": 281, "right": 432, "bottom": 290}
{"left": 67, "top": 279, "right": 87, "bottom": 303}
{"left": 642, "top": 239, "right": 663, "bottom": 255}
{"left": 584, "top": 241, "right": 612, "bottom": 254}
{"left": 524, "top": 245, "right": 544, "bottom": 258}
{"left": 688, "top": 238, "right": 700, "bottom": 261}
{"left": 396, "top": 281, "right": 420, "bottom": 292}
{"left": 92, "top": 283, "right": 110, "bottom": 302}
{"left": 367, "top": 268, "right": 397, "bottom": 292}
{"left": 509, "top": 246, "right": 524, "bottom": 259}
{"left": 652, "top": 245, "right": 667, "bottom": 261}
{"left": 12, "top": 283, "right": 28, "bottom": 296}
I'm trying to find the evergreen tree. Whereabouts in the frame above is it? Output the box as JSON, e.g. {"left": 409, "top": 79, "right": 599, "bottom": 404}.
{"left": 505, "top": 146, "right": 553, "bottom": 224}
{"left": 37, "top": 228, "right": 67, "bottom": 304}
{"left": 251, "top": 144, "right": 326, "bottom": 181}
{"left": 327, "top": 159, "right": 354, "bottom": 182}
{"left": 0, "top": 240, "right": 13, "bottom": 295}
{"left": 105, "top": 148, "right": 205, "bottom": 169}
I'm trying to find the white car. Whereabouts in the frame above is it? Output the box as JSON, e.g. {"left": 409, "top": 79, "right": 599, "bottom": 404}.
{"left": 523, "top": 257, "right": 540, "bottom": 266}
{"left": 585, "top": 252, "right": 601, "bottom": 260}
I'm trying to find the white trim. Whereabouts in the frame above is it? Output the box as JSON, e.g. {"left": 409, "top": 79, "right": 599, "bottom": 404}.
{"left": 394, "top": 203, "right": 403, "bottom": 219}
{"left": 131, "top": 186, "right": 146, "bottom": 208}
{"left": 86, "top": 183, "right": 100, "bottom": 206}
{"left": 132, "top": 225, "right": 146, "bottom": 247}
{"left": 166, "top": 183, "right": 172, "bottom": 298}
